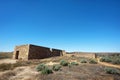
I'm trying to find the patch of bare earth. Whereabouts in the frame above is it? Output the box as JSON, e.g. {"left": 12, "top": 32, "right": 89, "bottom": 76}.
{"left": 0, "top": 65, "right": 39, "bottom": 80}
{"left": 0, "top": 59, "right": 16, "bottom": 64}
{"left": 0, "top": 57, "right": 120, "bottom": 80}
{"left": 10, "top": 66, "right": 39, "bottom": 80}
{"left": 46, "top": 61, "right": 59, "bottom": 66}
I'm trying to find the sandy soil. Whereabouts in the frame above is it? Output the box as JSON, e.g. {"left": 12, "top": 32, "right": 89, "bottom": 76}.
{"left": 46, "top": 61, "right": 59, "bottom": 65}
{"left": 0, "top": 66, "right": 39, "bottom": 80}
{"left": 10, "top": 66, "right": 39, "bottom": 80}
{"left": 0, "top": 59, "right": 17, "bottom": 64}
{"left": 0, "top": 58, "right": 120, "bottom": 80}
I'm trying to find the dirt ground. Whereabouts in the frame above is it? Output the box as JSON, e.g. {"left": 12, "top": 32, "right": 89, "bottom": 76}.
{"left": 0, "top": 59, "right": 16, "bottom": 64}
{"left": 0, "top": 63, "right": 119, "bottom": 80}
{"left": 0, "top": 57, "right": 120, "bottom": 80}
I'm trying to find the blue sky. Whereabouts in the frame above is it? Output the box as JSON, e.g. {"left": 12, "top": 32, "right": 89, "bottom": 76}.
{"left": 0, "top": 0, "right": 120, "bottom": 52}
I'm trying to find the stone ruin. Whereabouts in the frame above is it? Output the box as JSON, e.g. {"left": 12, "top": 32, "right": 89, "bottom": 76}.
{"left": 13, "top": 44, "right": 66, "bottom": 60}
{"left": 66, "top": 52, "right": 96, "bottom": 58}
{"left": 13, "top": 44, "right": 97, "bottom": 60}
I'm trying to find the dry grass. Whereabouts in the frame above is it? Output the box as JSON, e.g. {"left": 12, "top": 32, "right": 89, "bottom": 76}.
{"left": 0, "top": 63, "right": 119, "bottom": 80}
{"left": 0, "top": 61, "right": 29, "bottom": 71}
{"left": 0, "top": 55, "right": 120, "bottom": 80}
{"left": 34, "top": 64, "right": 120, "bottom": 80}
{"left": 0, "top": 71, "right": 16, "bottom": 80}
{"left": 0, "top": 52, "right": 13, "bottom": 59}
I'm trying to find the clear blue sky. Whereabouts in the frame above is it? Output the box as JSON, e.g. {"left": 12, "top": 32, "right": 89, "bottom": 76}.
{"left": 0, "top": 0, "right": 120, "bottom": 52}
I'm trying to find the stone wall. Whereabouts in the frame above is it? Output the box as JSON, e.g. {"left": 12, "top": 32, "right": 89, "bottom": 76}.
{"left": 51, "top": 49, "right": 63, "bottom": 57}
{"left": 66, "top": 52, "right": 96, "bottom": 58}
{"left": 13, "top": 44, "right": 29, "bottom": 60}
{"left": 62, "top": 50, "right": 66, "bottom": 56}
{"left": 28, "top": 45, "right": 51, "bottom": 59}
{"left": 28, "top": 45, "right": 64, "bottom": 59}
{"left": 13, "top": 44, "right": 65, "bottom": 60}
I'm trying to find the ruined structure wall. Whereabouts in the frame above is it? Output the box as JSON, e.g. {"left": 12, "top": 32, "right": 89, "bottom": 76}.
{"left": 62, "top": 50, "right": 66, "bottom": 56}
{"left": 51, "top": 49, "right": 63, "bottom": 57}
{"left": 28, "top": 45, "right": 51, "bottom": 59}
{"left": 13, "top": 45, "right": 29, "bottom": 60}
{"left": 66, "top": 53, "right": 96, "bottom": 58}
{"left": 13, "top": 44, "right": 65, "bottom": 60}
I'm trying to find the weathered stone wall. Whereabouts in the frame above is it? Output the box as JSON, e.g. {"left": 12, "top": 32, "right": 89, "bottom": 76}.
{"left": 96, "top": 53, "right": 120, "bottom": 58}
{"left": 66, "top": 52, "right": 96, "bottom": 58}
{"left": 51, "top": 49, "right": 63, "bottom": 57}
{"left": 28, "top": 45, "right": 51, "bottom": 59}
{"left": 13, "top": 44, "right": 29, "bottom": 60}
{"left": 13, "top": 44, "right": 65, "bottom": 60}
{"left": 62, "top": 50, "right": 66, "bottom": 56}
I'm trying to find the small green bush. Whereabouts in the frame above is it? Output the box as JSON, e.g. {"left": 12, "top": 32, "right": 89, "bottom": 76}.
{"left": 52, "top": 64, "right": 61, "bottom": 71}
{"left": 80, "top": 59, "right": 87, "bottom": 63}
{"left": 60, "top": 60, "right": 69, "bottom": 66}
{"left": 71, "top": 62, "right": 79, "bottom": 66}
{"left": 36, "top": 63, "right": 46, "bottom": 71}
{"left": 104, "top": 67, "right": 119, "bottom": 74}
{"left": 100, "top": 57, "right": 112, "bottom": 62}
{"left": 68, "top": 62, "right": 78, "bottom": 68}
{"left": 112, "top": 58, "right": 120, "bottom": 64}
{"left": 89, "top": 59, "right": 97, "bottom": 64}
{"left": 41, "top": 67, "right": 53, "bottom": 75}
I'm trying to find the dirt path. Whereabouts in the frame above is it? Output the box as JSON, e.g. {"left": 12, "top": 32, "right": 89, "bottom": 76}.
{"left": 97, "top": 58, "right": 120, "bottom": 69}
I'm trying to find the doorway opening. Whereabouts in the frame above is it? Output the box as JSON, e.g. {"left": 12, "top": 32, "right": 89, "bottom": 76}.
{"left": 15, "top": 51, "right": 19, "bottom": 59}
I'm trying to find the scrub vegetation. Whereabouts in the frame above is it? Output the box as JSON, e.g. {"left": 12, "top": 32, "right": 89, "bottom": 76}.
{"left": 0, "top": 53, "right": 120, "bottom": 80}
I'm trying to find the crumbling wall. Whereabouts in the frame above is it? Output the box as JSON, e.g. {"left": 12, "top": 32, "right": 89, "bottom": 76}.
{"left": 13, "top": 44, "right": 29, "bottom": 60}
{"left": 66, "top": 52, "right": 96, "bottom": 58}
{"left": 13, "top": 44, "right": 65, "bottom": 60}
{"left": 28, "top": 45, "right": 51, "bottom": 59}
{"left": 51, "top": 49, "right": 63, "bottom": 57}
{"left": 61, "top": 50, "right": 66, "bottom": 56}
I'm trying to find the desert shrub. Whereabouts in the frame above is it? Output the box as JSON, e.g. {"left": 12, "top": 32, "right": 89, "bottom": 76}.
{"left": 0, "top": 63, "right": 13, "bottom": 71}
{"left": 60, "top": 60, "right": 69, "bottom": 66}
{"left": 100, "top": 56, "right": 120, "bottom": 64}
{"left": 52, "top": 64, "right": 61, "bottom": 71}
{"left": 68, "top": 62, "right": 78, "bottom": 68}
{"left": 36, "top": 64, "right": 53, "bottom": 75}
{"left": 112, "top": 58, "right": 120, "bottom": 64}
{"left": 41, "top": 67, "right": 53, "bottom": 75}
{"left": 71, "top": 62, "right": 79, "bottom": 66}
{"left": 36, "top": 63, "right": 46, "bottom": 71}
{"left": 80, "top": 59, "right": 87, "bottom": 63}
{"left": 100, "top": 57, "right": 112, "bottom": 62}
{"left": 89, "top": 59, "right": 97, "bottom": 64}
{"left": 104, "top": 67, "right": 119, "bottom": 74}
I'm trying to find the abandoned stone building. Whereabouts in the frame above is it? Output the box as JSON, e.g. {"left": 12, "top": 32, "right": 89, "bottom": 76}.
{"left": 13, "top": 44, "right": 65, "bottom": 60}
